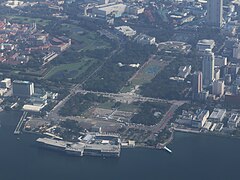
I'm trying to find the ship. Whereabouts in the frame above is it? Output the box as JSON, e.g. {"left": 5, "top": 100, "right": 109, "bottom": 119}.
{"left": 36, "top": 135, "right": 121, "bottom": 158}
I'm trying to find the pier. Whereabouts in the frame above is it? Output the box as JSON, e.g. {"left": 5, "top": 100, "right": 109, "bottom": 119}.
{"left": 163, "top": 146, "right": 172, "bottom": 153}
{"left": 14, "top": 111, "right": 28, "bottom": 135}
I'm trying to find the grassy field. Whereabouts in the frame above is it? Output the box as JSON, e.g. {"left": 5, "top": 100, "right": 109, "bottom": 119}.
{"left": 60, "top": 24, "right": 111, "bottom": 51}
{"left": 44, "top": 58, "right": 96, "bottom": 80}
{"left": 121, "top": 58, "right": 169, "bottom": 93}
{"left": 6, "top": 15, "right": 51, "bottom": 26}
{"left": 118, "top": 103, "right": 139, "bottom": 112}
{"left": 98, "top": 102, "right": 115, "bottom": 109}
{"left": 98, "top": 102, "right": 139, "bottom": 112}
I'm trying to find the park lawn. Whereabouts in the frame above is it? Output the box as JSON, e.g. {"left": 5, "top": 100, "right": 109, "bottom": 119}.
{"left": 120, "top": 86, "right": 133, "bottom": 93}
{"left": 97, "top": 101, "right": 115, "bottom": 110}
{"left": 121, "top": 59, "right": 169, "bottom": 93}
{"left": 98, "top": 101, "right": 139, "bottom": 112}
{"left": 118, "top": 103, "right": 139, "bottom": 112}
{"left": 6, "top": 15, "right": 51, "bottom": 26}
{"left": 131, "top": 59, "right": 167, "bottom": 86}
{"left": 44, "top": 58, "right": 96, "bottom": 80}
{"left": 60, "top": 24, "right": 111, "bottom": 51}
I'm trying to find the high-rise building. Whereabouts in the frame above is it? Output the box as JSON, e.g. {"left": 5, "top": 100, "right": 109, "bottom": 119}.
{"left": 207, "top": 0, "right": 223, "bottom": 28}
{"left": 212, "top": 80, "right": 225, "bottom": 97}
{"left": 202, "top": 49, "right": 215, "bottom": 86}
{"left": 192, "top": 71, "right": 203, "bottom": 100}
{"left": 215, "top": 56, "right": 227, "bottom": 67}
{"left": 13, "top": 80, "right": 34, "bottom": 97}
{"left": 214, "top": 68, "right": 220, "bottom": 80}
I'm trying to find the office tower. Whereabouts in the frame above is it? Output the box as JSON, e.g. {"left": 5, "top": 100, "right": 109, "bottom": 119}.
{"left": 13, "top": 80, "right": 34, "bottom": 97}
{"left": 214, "top": 68, "right": 220, "bottom": 80}
{"left": 207, "top": 0, "right": 223, "bottom": 28}
{"left": 197, "top": 39, "right": 215, "bottom": 52}
{"left": 192, "top": 71, "right": 203, "bottom": 100}
{"left": 212, "top": 80, "right": 225, "bottom": 97}
{"left": 202, "top": 49, "right": 215, "bottom": 86}
{"left": 215, "top": 56, "right": 227, "bottom": 67}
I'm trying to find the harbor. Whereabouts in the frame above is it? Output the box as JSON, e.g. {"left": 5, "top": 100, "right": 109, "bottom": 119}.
{"left": 36, "top": 133, "right": 121, "bottom": 158}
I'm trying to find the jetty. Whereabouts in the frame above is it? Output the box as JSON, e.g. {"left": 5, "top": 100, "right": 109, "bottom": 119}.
{"left": 14, "top": 111, "right": 28, "bottom": 135}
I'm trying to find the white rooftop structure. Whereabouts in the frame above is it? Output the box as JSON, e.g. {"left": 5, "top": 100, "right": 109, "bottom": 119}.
{"left": 115, "top": 26, "right": 136, "bottom": 37}
{"left": 208, "top": 108, "right": 226, "bottom": 122}
{"left": 228, "top": 113, "right": 240, "bottom": 128}
{"left": 23, "top": 104, "right": 44, "bottom": 112}
{"left": 93, "top": 3, "right": 127, "bottom": 17}
{"left": 197, "top": 39, "right": 215, "bottom": 52}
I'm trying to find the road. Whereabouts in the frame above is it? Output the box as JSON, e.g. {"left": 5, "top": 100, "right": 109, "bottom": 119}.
{"left": 47, "top": 44, "right": 121, "bottom": 121}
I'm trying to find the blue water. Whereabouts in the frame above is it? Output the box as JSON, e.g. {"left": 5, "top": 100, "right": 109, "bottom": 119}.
{"left": 0, "top": 111, "right": 239, "bottom": 180}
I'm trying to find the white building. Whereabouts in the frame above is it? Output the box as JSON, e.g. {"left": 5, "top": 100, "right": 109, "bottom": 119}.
{"left": 208, "top": 108, "right": 226, "bottom": 122}
{"left": 115, "top": 26, "right": 136, "bottom": 37}
{"left": 202, "top": 49, "right": 215, "bottom": 86}
{"left": 0, "top": 78, "right": 11, "bottom": 89}
{"left": 197, "top": 39, "right": 215, "bottom": 52}
{"left": 134, "top": 33, "right": 156, "bottom": 45}
{"left": 192, "top": 109, "right": 209, "bottom": 128}
{"left": 212, "top": 80, "right": 224, "bottom": 96}
{"left": 228, "top": 113, "right": 240, "bottom": 129}
{"left": 92, "top": 3, "right": 127, "bottom": 18}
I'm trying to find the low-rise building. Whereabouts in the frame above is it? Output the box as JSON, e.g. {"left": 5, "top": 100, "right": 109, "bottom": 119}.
{"left": 12, "top": 80, "right": 34, "bottom": 98}
{"left": 214, "top": 123, "right": 224, "bottom": 132}
{"left": 22, "top": 104, "right": 44, "bottom": 113}
{"left": 0, "top": 78, "right": 11, "bottom": 88}
{"left": 178, "top": 65, "right": 191, "bottom": 79}
{"left": 208, "top": 108, "right": 226, "bottom": 122}
{"left": 175, "top": 110, "right": 195, "bottom": 126}
{"left": 115, "top": 26, "right": 136, "bottom": 37}
{"left": 203, "top": 121, "right": 212, "bottom": 130}
{"left": 228, "top": 113, "right": 240, "bottom": 128}
{"left": 134, "top": 33, "right": 156, "bottom": 45}
{"left": 92, "top": 3, "right": 127, "bottom": 18}
{"left": 192, "top": 109, "right": 209, "bottom": 128}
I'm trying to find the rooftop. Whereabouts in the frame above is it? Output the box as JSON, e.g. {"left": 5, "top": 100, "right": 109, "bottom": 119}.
{"left": 13, "top": 80, "right": 32, "bottom": 84}
{"left": 209, "top": 108, "right": 226, "bottom": 120}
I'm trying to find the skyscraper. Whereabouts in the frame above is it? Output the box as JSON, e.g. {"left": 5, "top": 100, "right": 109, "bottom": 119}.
{"left": 192, "top": 71, "right": 203, "bottom": 100}
{"left": 202, "top": 49, "right": 215, "bottom": 86}
{"left": 207, "top": 0, "right": 223, "bottom": 28}
{"left": 212, "top": 80, "right": 225, "bottom": 97}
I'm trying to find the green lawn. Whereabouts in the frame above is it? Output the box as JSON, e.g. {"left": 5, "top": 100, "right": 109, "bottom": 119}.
{"left": 98, "top": 101, "right": 138, "bottom": 112}
{"left": 6, "top": 16, "right": 51, "bottom": 26}
{"left": 60, "top": 24, "right": 111, "bottom": 51}
{"left": 97, "top": 102, "right": 115, "bottom": 109}
{"left": 121, "top": 59, "right": 168, "bottom": 93}
{"left": 44, "top": 58, "right": 96, "bottom": 80}
{"left": 118, "top": 103, "right": 138, "bottom": 112}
